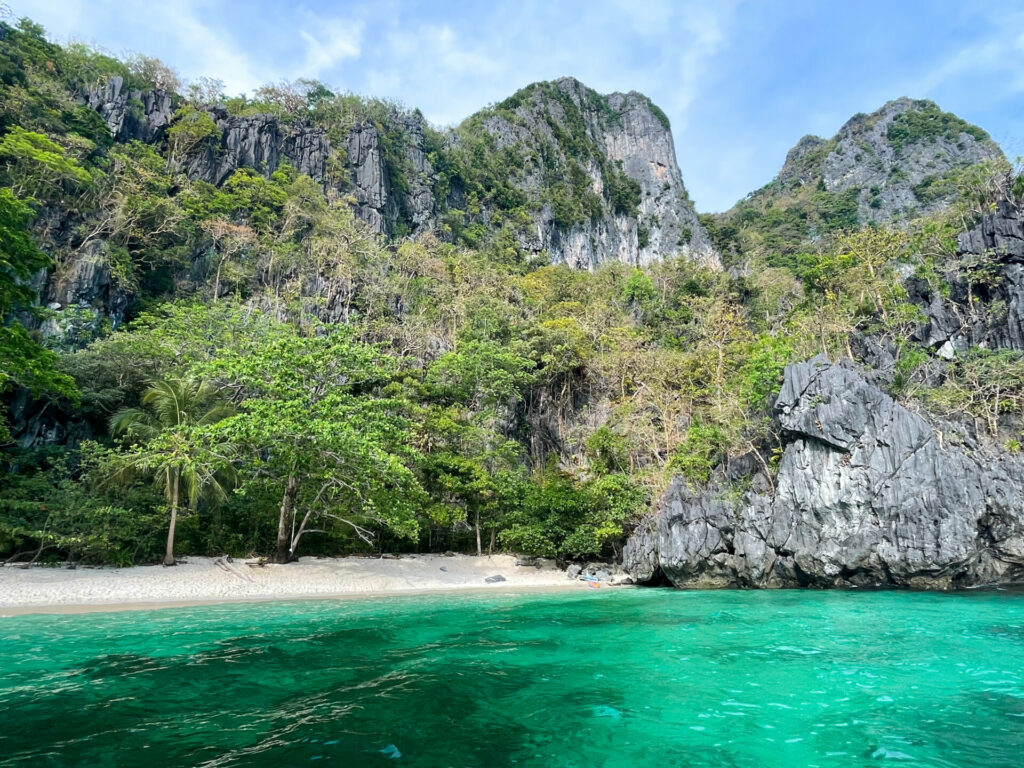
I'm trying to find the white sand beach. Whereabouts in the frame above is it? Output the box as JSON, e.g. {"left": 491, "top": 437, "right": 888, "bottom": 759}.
{"left": 0, "top": 554, "right": 605, "bottom": 615}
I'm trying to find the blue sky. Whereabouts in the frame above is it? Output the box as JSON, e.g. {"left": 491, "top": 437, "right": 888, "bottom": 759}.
{"left": 14, "top": 0, "right": 1024, "bottom": 212}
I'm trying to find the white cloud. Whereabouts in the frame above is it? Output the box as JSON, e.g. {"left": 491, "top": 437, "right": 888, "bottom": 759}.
{"left": 352, "top": 0, "right": 737, "bottom": 130}
{"left": 295, "top": 13, "right": 363, "bottom": 80}
{"left": 667, "top": 3, "right": 734, "bottom": 126}
{"left": 904, "top": 13, "right": 1024, "bottom": 99}
{"left": 16, "top": 0, "right": 270, "bottom": 93}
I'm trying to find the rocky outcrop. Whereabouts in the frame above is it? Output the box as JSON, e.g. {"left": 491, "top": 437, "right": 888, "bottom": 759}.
{"left": 181, "top": 106, "right": 332, "bottom": 186}
{"left": 37, "top": 243, "right": 129, "bottom": 347}
{"left": 624, "top": 356, "right": 1024, "bottom": 589}
{"left": 958, "top": 198, "right": 1024, "bottom": 258}
{"left": 823, "top": 99, "right": 999, "bottom": 222}
{"left": 178, "top": 107, "right": 437, "bottom": 238}
{"left": 83, "top": 75, "right": 712, "bottom": 269}
{"left": 464, "top": 78, "right": 718, "bottom": 270}
{"left": 749, "top": 98, "right": 1002, "bottom": 226}
{"left": 344, "top": 113, "right": 437, "bottom": 235}
{"left": 908, "top": 199, "right": 1024, "bottom": 356}
{"left": 82, "top": 81, "right": 437, "bottom": 238}
{"left": 83, "top": 77, "right": 173, "bottom": 143}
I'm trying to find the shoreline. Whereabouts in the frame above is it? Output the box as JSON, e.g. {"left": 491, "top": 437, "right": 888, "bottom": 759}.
{"left": 0, "top": 583, "right": 598, "bottom": 617}
{"left": 0, "top": 554, "right": 613, "bottom": 617}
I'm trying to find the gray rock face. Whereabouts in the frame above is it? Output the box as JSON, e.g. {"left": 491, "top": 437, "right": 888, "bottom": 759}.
{"left": 83, "top": 77, "right": 173, "bottom": 143}
{"left": 83, "top": 84, "right": 436, "bottom": 239}
{"left": 182, "top": 106, "right": 331, "bottom": 187}
{"left": 344, "top": 114, "right": 438, "bottom": 236}
{"left": 35, "top": 243, "right": 129, "bottom": 347}
{"left": 762, "top": 99, "right": 1001, "bottom": 225}
{"left": 823, "top": 99, "right": 1000, "bottom": 223}
{"left": 467, "top": 78, "right": 718, "bottom": 270}
{"left": 84, "top": 75, "right": 711, "bottom": 269}
{"left": 959, "top": 199, "right": 1024, "bottom": 259}
{"left": 909, "top": 199, "right": 1024, "bottom": 354}
{"left": 623, "top": 356, "right": 1024, "bottom": 589}
{"left": 776, "top": 135, "right": 826, "bottom": 188}
{"left": 178, "top": 107, "right": 437, "bottom": 238}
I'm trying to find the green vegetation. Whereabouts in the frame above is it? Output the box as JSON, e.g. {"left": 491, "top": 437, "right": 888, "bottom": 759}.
{"left": 886, "top": 100, "right": 989, "bottom": 152}
{"left": 0, "top": 18, "right": 1020, "bottom": 568}
{"left": 912, "top": 173, "right": 955, "bottom": 205}
{"left": 0, "top": 187, "right": 78, "bottom": 444}
{"left": 441, "top": 79, "right": 645, "bottom": 250}
{"left": 107, "top": 377, "right": 236, "bottom": 565}
{"left": 645, "top": 97, "right": 671, "bottom": 131}
{"left": 711, "top": 185, "right": 861, "bottom": 265}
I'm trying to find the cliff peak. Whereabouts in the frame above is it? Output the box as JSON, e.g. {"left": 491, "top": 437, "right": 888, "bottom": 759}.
{"left": 710, "top": 97, "right": 1004, "bottom": 262}
{"left": 460, "top": 77, "right": 715, "bottom": 269}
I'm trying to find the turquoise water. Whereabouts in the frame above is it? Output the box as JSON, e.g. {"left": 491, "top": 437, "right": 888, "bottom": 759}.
{"left": 2, "top": 590, "right": 1023, "bottom": 767}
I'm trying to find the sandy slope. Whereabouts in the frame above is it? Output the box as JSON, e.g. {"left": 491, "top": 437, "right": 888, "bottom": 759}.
{"left": 0, "top": 554, "right": 588, "bottom": 614}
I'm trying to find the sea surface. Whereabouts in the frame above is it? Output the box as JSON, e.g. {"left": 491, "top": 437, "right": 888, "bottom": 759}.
{"left": 2, "top": 589, "right": 1023, "bottom": 767}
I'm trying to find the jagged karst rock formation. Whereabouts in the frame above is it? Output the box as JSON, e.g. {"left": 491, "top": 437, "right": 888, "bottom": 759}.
{"left": 82, "top": 76, "right": 174, "bottom": 143}
{"left": 178, "top": 106, "right": 439, "bottom": 237}
{"left": 624, "top": 356, "right": 1024, "bottom": 589}
{"left": 81, "top": 77, "right": 440, "bottom": 240}
{"left": 461, "top": 77, "right": 717, "bottom": 269}
{"left": 80, "top": 76, "right": 714, "bottom": 269}
{"left": 344, "top": 112, "right": 438, "bottom": 235}
{"left": 909, "top": 198, "right": 1024, "bottom": 356}
{"left": 25, "top": 74, "right": 727, "bottom": 355}
{"left": 776, "top": 98, "right": 1001, "bottom": 223}
{"left": 717, "top": 98, "right": 1003, "bottom": 253}
{"left": 181, "top": 106, "right": 332, "bottom": 187}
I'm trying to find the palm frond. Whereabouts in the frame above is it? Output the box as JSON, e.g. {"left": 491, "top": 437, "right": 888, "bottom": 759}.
{"left": 109, "top": 407, "right": 159, "bottom": 442}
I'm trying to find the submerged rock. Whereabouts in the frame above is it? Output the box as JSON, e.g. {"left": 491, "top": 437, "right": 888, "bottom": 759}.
{"left": 624, "top": 356, "right": 1024, "bottom": 589}
{"left": 379, "top": 744, "right": 402, "bottom": 759}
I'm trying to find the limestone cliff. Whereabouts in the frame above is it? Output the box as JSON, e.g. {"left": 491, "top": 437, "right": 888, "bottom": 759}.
{"left": 761, "top": 98, "right": 1001, "bottom": 225}
{"left": 454, "top": 77, "right": 718, "bottom": 269}
{"left": 81, "top": 76, "right": 715, "bottom": 270}
{"left": 176, "top": 106, "right": 438, "bottom": 239}
{"left": 908, "top": 198, "right": 1024, "bottom": 357}
{"left": 83, "top": 76, "right": 174, "bottom": 144}
{"left": 624, "top": 356, "right": 1024, "bottom": 589}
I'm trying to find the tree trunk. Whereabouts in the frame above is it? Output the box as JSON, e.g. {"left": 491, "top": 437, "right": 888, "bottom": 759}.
{"left": 474, "top": 509, "right": 482, "bottom": 557}
{"left": 163, "top": 470, "right": 179, "bottom": 566}
{"left": 488, "top": 528, "right": 495, "bottom": 556}
{"left": 275, "top": 475, "right": 298, "bottom": 564}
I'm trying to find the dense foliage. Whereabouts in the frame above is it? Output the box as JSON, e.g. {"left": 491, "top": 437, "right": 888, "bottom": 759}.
{"left": 886, "top": 100, "right": 989, "bottom": 152}
{"left": 1, "top": 18, "right": 1022, "bottom": 567}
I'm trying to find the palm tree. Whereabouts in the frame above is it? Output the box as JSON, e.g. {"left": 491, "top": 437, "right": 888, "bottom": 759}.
{"left": 110, "top": 377, "right": 236, "bottom": 566}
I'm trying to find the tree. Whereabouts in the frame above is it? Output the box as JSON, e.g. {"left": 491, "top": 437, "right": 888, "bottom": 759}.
{"left": 125, "top": 53, "right": 180, "bottom": 92}
{"left": 74, "top": 141, "right": 187, "bottom": 281}
{"left": 499, "top": 467, "right": 648, "bottom": 559}
{"left": 417, "top": 405, "right": 523, "bottom": 555}
{"left": 186, "top": 76, "right": 225, "bottom": 105}
{"left": 109, "top": 377, "right": 236, "bottom": 565}
{"left": 205, "top": 327, "right": 423, "bottom": 563}
{"left": 201, "top": 218, "right": 256, "bottom": 301}
{"left": 0, "top": 127, "right": 91, "bottom": 199}
{"left": 167, "top": 105, "right": 219, "bottom": 165}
